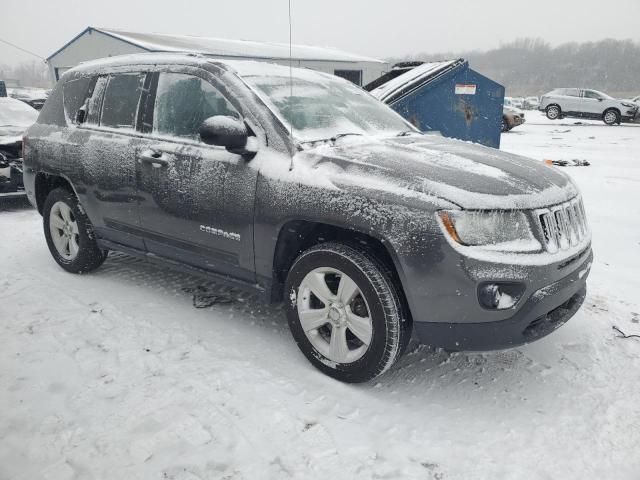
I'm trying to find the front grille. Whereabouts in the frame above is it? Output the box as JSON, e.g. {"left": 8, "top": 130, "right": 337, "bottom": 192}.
{"left": 536, "top": 198, "right": 588, "bottom": 253}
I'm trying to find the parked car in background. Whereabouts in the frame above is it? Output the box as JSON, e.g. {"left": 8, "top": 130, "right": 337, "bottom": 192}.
{"left": 523, "top": 96, "right": 539, "bottom": 110}
{"left": 510, "top": 97, "right": 524, "bottom": 109}
{"left": 624, "top": 96, "right": 640, "bottom": 114}
{"left": 502, "top": 105, "right": 525, "bottom": 132}
{"left": 23, "top": 54, "right": 592, "bottom": 382}
{"left": 540, "top": 88, "right": 639, "bottom": 125}
{"left": 8, "top": 87, "right": 49, "bottom": 110}
{"left": 0, "top": 97, "right": 38, "bottom": 196}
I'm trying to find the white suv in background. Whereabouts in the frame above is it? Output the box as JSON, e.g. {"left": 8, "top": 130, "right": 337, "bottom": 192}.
{"left": 539, "top": 88, "right": 639, "bottom": 125}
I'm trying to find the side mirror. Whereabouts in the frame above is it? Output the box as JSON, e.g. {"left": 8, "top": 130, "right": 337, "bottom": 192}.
{"left": 199, "top": 116, "right": 257, "bottom": 158}
{"left": 597, "top": 98, "right": 603, "bottom": 102}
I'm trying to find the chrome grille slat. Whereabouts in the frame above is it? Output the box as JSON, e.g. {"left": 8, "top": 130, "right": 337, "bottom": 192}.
{"left": 536, "top": 197, "right": 589, "bottom": 253}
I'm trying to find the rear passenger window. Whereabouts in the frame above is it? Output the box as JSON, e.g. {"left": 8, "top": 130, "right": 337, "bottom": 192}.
{"left": 100, "top": 73, "right": 145, "bottom": 130}
{"left": 63, "top": 76, "right": 92, "bottom": 123}
{"left": 152, "top": 73, "right": 239, "bottom": 141}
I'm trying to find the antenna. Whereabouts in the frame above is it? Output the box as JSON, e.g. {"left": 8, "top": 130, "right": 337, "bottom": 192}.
{"left": 288, "top": 0, "right": 295, "bottom": 171}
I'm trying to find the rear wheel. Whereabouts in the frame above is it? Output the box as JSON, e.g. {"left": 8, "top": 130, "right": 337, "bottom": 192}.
{"left": 603, "top": 109, "right": 620, "bottom": 126}
{"left": 285, "top": 242, "right": 411, "bottom": 383}
{"left": 43, "top": 187, "right": 107, "bottom": 273}
{"left": 546, "top": 105, "right": 561, "bottom": 120}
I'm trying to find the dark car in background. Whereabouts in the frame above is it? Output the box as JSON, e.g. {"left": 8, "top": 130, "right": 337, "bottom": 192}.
{"left": 23, "top": 54, "right": 592, "bottom": 382}
{"left": 8, "top": 87, "right": 49, "bottom": 110}
{"left": 502, "top": 105, "right": 525, "bottom": 132}
{"left": 0, "top": 97, "right": 38, "bottom": 197}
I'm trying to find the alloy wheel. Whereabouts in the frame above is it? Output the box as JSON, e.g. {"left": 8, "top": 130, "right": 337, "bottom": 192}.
{"left": 49, "top": 201, "right": 80, "bottom": 260}
{"left": 604, "top": 111, "right": 617, "bottom": 125}
{"left": 547, "top": 106, "right": 559, "bottom": 119}
{"left": 297, "top": 267, "right": 373, "bottom": 364}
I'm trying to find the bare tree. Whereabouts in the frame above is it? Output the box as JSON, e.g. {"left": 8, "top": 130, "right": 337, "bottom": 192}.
{"left": 390, "top": 38, "right": 640, "bottom": 98}
{"left": 0, "top": 61, "right": 51, "bottom": 88}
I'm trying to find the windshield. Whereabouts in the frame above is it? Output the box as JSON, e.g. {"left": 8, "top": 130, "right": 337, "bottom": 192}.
{"left": 242, "top": 74, "right": 415, "bottom": 142}
{"left": 589, "top": 90, "right": 613, "bottom": 100}
{"left": 0, "top": 99, "right": 38, "bottom": 128}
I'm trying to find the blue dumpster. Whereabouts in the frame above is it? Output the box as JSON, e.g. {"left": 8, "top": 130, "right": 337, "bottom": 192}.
{"left": 366, "top": 59, "right": 505, "bottom": 148}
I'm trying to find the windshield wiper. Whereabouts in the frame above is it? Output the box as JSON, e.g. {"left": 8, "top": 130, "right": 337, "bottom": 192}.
{"left": 396, "top": 130, "right": 422, "bottom": 137}
{"left": 300, "top": 132, "right": 364, "bottom": 146}
{"left": 332, "top": 132, "right": 364, "bottom": 141}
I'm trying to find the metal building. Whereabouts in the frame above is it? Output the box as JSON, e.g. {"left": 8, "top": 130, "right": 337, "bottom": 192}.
{"left": 46, "top": 27, "right": 388, "bottom": 86}
{"left": 367, "top": 59, "right": 505, "bottom": 148}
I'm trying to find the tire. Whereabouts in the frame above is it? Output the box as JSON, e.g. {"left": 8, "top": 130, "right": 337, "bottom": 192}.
{"left": 546, "top": 104, "right": 561, "bottom": 120}
{"left": 285, "top": 242, "right": 412, "bottom": 383}
{"left": 603, "top": 109, "right": 620, "bottom": 126}
{"left": 501, "top": 117, "right": 509, "bottom": 133}
{"left": 43, "top": 187, "right": 107, "bottom": 273}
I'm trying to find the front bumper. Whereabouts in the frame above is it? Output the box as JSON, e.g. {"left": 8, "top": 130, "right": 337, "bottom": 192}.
{"left": 409, "top": 245, "right": 592, "bottom": 351}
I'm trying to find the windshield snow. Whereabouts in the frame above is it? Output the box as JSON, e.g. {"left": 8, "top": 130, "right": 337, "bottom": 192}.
{"left": 242, "top": 74, "right": 414, "bottom": 142}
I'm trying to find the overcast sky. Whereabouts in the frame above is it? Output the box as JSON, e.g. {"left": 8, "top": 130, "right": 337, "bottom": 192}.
{"left": 2, "top": 0, "right": 639, "bottom": 66}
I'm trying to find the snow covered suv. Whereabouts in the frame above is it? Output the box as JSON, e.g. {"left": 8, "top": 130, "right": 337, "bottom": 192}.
{"left": 540, "top": 88, "right": 638, "bottom": 125}
{"left": 23, "top": 54, "right": 592, "bottom": 382}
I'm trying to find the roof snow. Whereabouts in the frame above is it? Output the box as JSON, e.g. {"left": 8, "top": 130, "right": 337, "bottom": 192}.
{"left": 49, "top": 27, "right": 385, "bottom": 64}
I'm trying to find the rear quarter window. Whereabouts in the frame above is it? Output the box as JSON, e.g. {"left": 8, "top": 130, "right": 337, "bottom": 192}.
{"left": 35, "top": 83, "right": 65, "bottom": 126}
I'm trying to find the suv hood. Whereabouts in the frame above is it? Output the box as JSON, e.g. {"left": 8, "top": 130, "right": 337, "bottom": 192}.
{"left": 300, "top": 135, "right": 577, "bottom": 210}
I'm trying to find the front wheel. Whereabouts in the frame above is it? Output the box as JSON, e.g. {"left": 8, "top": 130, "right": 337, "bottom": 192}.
{"left": 285, "top": 242, "right": 411, "bottom": 383}
{"left": 603, "top": 109, "right": 620, "bottom": 126}
{"left": 546, "top": 105, "right": 561, "bottom": 120}
{"left": 43, "top": 187, "right": 108, "bottom": 273}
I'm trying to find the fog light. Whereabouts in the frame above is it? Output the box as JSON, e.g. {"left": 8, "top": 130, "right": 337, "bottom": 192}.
{"left": 478, "top": 283, "right": 525, "bottom": 310}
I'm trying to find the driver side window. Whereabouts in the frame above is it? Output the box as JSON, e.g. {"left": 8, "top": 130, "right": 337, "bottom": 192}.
{"left": 152, "top": 73, "right": 239, "bottom": 141}
{"left": 583, "top": 90, "right": 601, "bottom": 100}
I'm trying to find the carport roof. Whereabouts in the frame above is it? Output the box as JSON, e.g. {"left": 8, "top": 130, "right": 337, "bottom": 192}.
{"left": 47, "top": 27, "right": 386, "bottom": 64}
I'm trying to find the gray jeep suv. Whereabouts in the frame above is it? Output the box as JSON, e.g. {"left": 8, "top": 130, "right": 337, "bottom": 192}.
{"left": 22, "top": 54, "right": 592, "bottom": 382}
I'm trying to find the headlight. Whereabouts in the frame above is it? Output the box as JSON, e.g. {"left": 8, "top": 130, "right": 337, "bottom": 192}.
{"left": 621, "top": 102, "right": 636, "bottom": 108}
{"left": 438, "top": 210, "right": 542, "bottom": 252}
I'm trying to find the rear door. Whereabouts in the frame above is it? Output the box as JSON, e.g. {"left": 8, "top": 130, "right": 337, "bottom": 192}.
{"left": 561, "top": 88, "right": 582, "bottom": 113}
{"left": 135, "top": 70, "right": 259, "bottom": 281}
{"left": 77, "top": 71, "right": 148, "bottom": 249}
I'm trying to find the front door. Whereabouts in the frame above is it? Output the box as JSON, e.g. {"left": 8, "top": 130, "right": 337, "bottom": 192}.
{"left": 136, "top": 71, "right": 258, "bottom": 281}
{"left": 581, "top": 89, "right": 604, "bottom": 115}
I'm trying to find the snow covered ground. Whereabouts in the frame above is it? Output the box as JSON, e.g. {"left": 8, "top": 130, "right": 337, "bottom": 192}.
{"left": 1, "top": 112, "right": 639, "bottom": 479}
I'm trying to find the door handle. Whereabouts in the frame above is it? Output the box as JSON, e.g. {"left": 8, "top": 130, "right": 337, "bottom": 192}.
{"left": 139, "top": 150, "right": 169, "bottom": 168}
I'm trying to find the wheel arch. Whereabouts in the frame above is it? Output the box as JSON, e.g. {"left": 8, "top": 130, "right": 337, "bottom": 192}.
{"left": 34, "top": 172, "right": 77, "bottom": 214}
{"left": 270, "top": 219, "right": 411, "bottom": 316}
